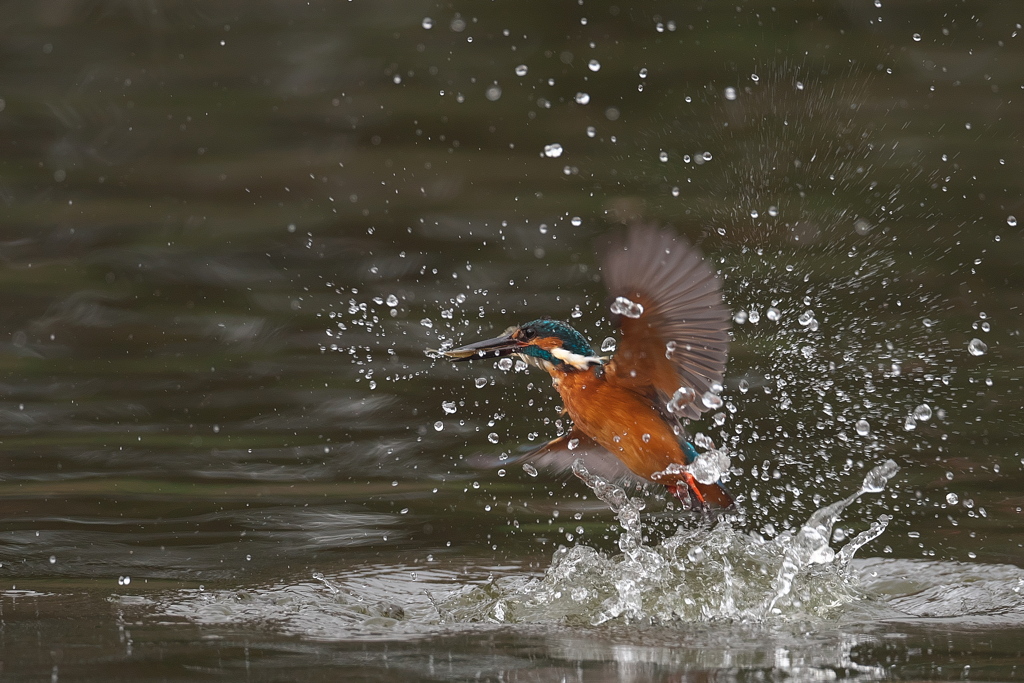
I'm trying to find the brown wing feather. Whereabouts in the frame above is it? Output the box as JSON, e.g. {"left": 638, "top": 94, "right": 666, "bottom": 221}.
{"left": 600, "top": 224, "right": 730, "bottom": 420}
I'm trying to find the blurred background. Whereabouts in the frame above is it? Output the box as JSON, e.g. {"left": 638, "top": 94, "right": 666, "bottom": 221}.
{"left": 0, "top": 0, "right": 1022, "bottom": 679}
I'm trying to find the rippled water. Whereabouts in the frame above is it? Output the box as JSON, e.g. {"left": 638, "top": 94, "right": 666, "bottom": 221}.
{"left": 2, "top": 1, "right": 1024, "bottom": 680}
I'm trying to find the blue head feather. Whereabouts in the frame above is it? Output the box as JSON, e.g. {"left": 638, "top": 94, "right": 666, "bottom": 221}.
{"left": 517, "top": 319, "right": 597, "bottom": 366}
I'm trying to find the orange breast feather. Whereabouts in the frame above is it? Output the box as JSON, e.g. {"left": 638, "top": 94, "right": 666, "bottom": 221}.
{"left": 555, "top": 368, "right": 684, "bottom": 481}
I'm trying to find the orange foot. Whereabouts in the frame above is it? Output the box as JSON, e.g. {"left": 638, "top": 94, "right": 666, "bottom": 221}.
{"left": 665, "top": 472, "right": 707, "bottom": 510}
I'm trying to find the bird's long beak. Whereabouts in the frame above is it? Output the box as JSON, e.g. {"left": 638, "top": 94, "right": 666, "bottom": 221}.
{"left": 436, "top": 332, "right": 524, "bottom": 362}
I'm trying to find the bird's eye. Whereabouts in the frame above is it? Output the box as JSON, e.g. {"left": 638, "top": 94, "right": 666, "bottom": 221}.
{"left": 519, "top": 327, "right": 536, "bottom": 341}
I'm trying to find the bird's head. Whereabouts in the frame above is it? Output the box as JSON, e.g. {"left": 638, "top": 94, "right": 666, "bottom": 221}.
{"left": 440, "top": 318, "right": 603, "bottom": 371}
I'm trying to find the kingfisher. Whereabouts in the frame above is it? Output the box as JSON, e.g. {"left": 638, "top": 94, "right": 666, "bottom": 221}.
{"left": 435, "top": 225, "right": 733, "bottom": 509}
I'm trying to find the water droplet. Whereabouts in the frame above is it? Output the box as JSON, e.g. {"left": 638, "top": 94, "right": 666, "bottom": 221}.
{"left": 485, "top": 85, "right": 502, "bottom": 101}
{"left": 913, "top": 404, "right": 932, "bottom": 421}
{"left": 570, "top": 305, "right": 583, "bottom": 319}
{"left": 734, "top": 310, "right": 748, "bottom": 324}
{"left": 967, "top": 338, "right": 988, "bottom": 356}
{"left": 586, "top": 126, "right": 596, "bottom": 138}
{"left": 523, "top": 463, "right": 538, "bottom": 477}
{"left": 903, "top": 415, "right": 917, "bottom": 431}
{"left": 587, "top": 59, "right": 601, "bottom": 72}
{"left": 702, "top": 151, "right": 713, "bottom": 161}
{"left": 420, "top": 318, "right": 433, "bottom": 328}
{"left": 667, "top": 387, "right": 696, "bottom": 415}
{"left": 600, "top": 337, "right": 616, "bottom": 352}
{"left": 659, "top": 151, "right": 669, "bottom": 162}
{"left": 570, "top": 216, "right": 582, "bottom": 227}
{"left": 724, "top": 87, "right": 737, "bottom": 101}
{"left": 442, "top": 401, "right": 457, "bottom": 414}
{"left": 738, "top": 379, "right": 749, "bottom": 394}
{"left": 433, "top": 421, "right": 444, "bottom": 431}
{"left": 421, "top": 17, "right": 433, "bottom": 29}
{"left": 750, "top": 209, "right": 760, "bottom": 219}
{"left": 946, "top": 492, "right": 959, "bottom": 505}
{"left": 385, "top": 294, "right": 399, "bottom": 307}
{"left": 687, "top": 547, "right": 706, "bottom": 563}
{"left": 748, "top": 309, "right": 761, "bottom": 324}
{"left": 475, "top": 377, "right": 488, "bottom": 388}
{"left": 543, "top": 143, "right": 564, "bottom": 158}
{"left": 487, "top": 432, "right": 499, "bottom": 444}
{"left": 49, "top": 555, "right": 56, "bottom": 564}
{"left": 574, "top": 92, "right": 590, "bottom": 104}
{"left": 701, "top": 391, "right": 723, "bottom": 409}
{"left": 639, "top": 68, "right": 648, "bottom": 78}
{"left": 766, "top": 306, "right": 781, "bottom": 321}
{"left": 641, "top": 433, "right": 651, "bottom": 443}
{"left": 861, "top": 459, "right": 899, "bottom": 493}
{"left": 515, "top": 64, "right": 528, "bottom": 76}
{"left": 855, "top": 419, "right": 870, "bottom": 436}
{"left": 1008, "top": 215, "right": 1018, "bottom": 227}
{"left": 497, "top": 357, "right": 513, "bottom": 371}
{"left": 798, "top": 310, "right": 814, "bottom": 326}
{"left": 610, "top": 296, "right": 644, "bottom": 318}
{"left": 912, "top": 33, "right": 922, "bottom": 41}
{"left": 568, "top": 438, "right": 579, "bottom": 450}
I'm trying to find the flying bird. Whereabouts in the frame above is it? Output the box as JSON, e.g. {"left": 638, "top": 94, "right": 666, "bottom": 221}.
{"left": 436, "top": 225, "right": 732, "bottom": 508}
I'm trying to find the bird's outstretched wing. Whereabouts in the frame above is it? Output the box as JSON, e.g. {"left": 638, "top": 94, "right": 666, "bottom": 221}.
{"left": 515, "top": 430, "right": 652, "bottom": 490}
{"left": 600, "top": 224, "right": 730, "bottom": 421}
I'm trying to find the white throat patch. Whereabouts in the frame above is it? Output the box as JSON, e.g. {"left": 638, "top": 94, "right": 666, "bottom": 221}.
{"left": 550, "top": 347, "right": 603, "bottom": 370}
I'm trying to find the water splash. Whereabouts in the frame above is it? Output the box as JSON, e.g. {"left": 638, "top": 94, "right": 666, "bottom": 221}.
{"left": 439, "top": 459, "right": 899, "bottom": 625}
{"left": 654, "top": 448, "right": 731, "bottom": 486}
{"left": 765, "top": 460, "right": 898, "bottom": 615}
{"left": 666, "top": 386, "right": 697, "bottom": 415}
{"left": 610, "top": 296, "right": 644, "bottom": 318}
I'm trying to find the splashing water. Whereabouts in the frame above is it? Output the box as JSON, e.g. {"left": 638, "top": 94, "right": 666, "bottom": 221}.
{"left": 654, "top": 448, "right": 731, "bottom": 487}
{"left": 765, "top": 460, "right": 898, "bottom": 616}
{"left": 666, "top": 386, "right": 697, "bottom": 416}
{"left": 439, "top": 459, "right": 899, "bottom": 625}
{"left": 688, "top": 448, "right": 731, "bottom": 485}
{"left": 610, "top": 296, "right": 644, "bottom": 318}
